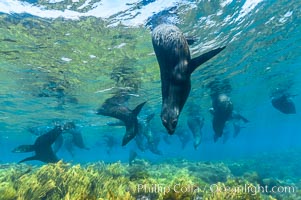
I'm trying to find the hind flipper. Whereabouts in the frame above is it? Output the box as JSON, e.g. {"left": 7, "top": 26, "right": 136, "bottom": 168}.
{"left": 18, "top": 155, "right": 38, "bottom": 163}
{"left": 12, "top": 145, "right": 35, "bottom": 153}
{"left": 121, "top": 102, "right": 147, "bottom": 146}
{"left": 122, "top": 123, "right": 136, "bottom": 146}
{"left": 132, "top": 101, "right": 147, "bottom": 117}
{"left": 189, "top": 46, "right": 226, "bottom": 74}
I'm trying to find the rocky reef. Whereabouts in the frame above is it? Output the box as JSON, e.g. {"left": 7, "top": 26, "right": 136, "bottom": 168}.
{"left": 0, "top": 155, "right": 299, "bottom": 200}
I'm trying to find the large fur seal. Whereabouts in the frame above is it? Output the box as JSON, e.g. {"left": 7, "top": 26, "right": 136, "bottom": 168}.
{"left": 12, "top": 125, "right": 63, "bottom": 163}
{"left": 152, "top": 24, "right": 225, "bottom": 134}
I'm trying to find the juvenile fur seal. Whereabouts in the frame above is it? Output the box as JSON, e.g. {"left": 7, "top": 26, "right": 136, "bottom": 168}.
{"left": 210, "top": 93, "right": 233, "bottom": 142}
{"left": 152, "top": 24, "right": 225, "bottom": 134}
{"left": 232, "top": 122, "right": 246, "bottom": 138}
{"left": 107, "top": 113, "right": 162, "bottom": 155}
{"left": 97, "top": 95, "right": 146, "bottom": 146}
{"left": 65, "top": 122, "right": 90, "bottom": 150}
{"left": 271, "top": 94, "right": 296, "bottom": 114}
{"left": 209, "top": 97, "right": 249, "bottom": 142}
{"left": 12, "top": 125, "right": 63, "bottom": 163}
{"left": 187, "top": 115, "right": 204, "bottom": 149}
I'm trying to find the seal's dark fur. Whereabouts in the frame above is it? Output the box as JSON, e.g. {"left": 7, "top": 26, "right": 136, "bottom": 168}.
{"left": 152, "top": 24, "right": 225, "bottom": 134}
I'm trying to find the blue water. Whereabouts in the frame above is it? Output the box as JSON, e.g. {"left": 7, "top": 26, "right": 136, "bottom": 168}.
{"left": 0, "top": 0, "right": 300, "bottom": 169}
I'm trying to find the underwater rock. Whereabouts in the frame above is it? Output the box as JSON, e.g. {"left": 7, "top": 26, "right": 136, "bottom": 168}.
{"left": 0, "top": 159, "right": 299, "bottom": 199}
{"left": 242, "top": 171, "right": 263, "bottom": 185}
{"left": 188, "top": 162, "right": 232, "bottom": 184}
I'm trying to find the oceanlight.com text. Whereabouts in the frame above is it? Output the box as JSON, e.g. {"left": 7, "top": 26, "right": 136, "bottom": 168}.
{"left": 137, "top": 183, "right": 297, "bottom": 196}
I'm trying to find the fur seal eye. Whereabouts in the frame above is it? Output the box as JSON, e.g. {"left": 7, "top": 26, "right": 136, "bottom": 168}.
{"left": 172, "top": 119, "right": 178, "bottom": 127}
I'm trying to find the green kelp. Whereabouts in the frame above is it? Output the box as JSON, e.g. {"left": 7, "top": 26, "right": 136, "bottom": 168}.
{"left": 0, "top": 159, "right": 298, "bottom": 200}
{"left": 0, "top": 164, "right": 35, "bottom": 200}
{"left": 203, "top": 179, "right": 262, "bottom": 200}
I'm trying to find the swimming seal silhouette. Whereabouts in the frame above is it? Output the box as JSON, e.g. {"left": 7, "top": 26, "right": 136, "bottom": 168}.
{"left": 97, "top": 95, "right": 146, "bottom": 146}
{"left": 187, "top": 115, "right": 204, "bottom": 149}
{"left": 12, "top": 125, "right": 63, "bottom": 163}
{"left": 64, "top": 122, "right": 89, "bottom": 150}
{"left": 210, "top": 93, "right": 233, "bottom": 142}
{"left": 232, "top": 122, "right": 246, "bottom": 138}
{"left": 271, "top": 94, "right": 296, "bottom": 114}
{"left": 107, "top": 113, "right": 162, "bottom": 155}
{"left": 152, "top": 24, "right": 225, "bottom": 134}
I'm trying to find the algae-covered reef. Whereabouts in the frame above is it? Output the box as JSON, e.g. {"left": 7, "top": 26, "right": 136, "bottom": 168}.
{"left": 0, "top": 159, "right": 298, "bottom": 200}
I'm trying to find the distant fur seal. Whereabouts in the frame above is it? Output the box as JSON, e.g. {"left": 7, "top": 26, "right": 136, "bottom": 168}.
{"left": 210, "top": 93, "right": 233, "bottom": 142}
{"left": 12, "top": 126, "right": 63, "bottom": 163}
{"left": 271, "top": 94, "right": 296, "bottom": 114}
{"left": 107, "top": 113, "right": 162, "bottom": 155}
{"left": 232, "top": 122, "right": 246, "bottom": 138}
{"left": 152, "top": 24, "right": 225, "bottom": 134}
{"left": 65, "top": 122, "right": 90, "bottom": 150}
{"left": 209, "top": 96, "right": 249, "bottom": 142}
{"left": 187, "top": 115, "right": 204, "bottom": 149}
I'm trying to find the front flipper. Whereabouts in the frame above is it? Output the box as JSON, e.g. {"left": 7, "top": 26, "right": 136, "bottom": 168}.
{"left": 132, "top": 101, "right": 147, "bottom": 116}
{"left": 189, "top": 46, "right": 226, "bottom": 74}
{"left": 12, "top": 145, "right": 35, "bottom": 153}
{"left": 186, "top": 36, "right": 196, "bottom": 45}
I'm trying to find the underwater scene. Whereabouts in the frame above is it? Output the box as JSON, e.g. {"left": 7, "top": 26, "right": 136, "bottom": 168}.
{"left": 0, "top": 0, "right": 301, "bottom": 199}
